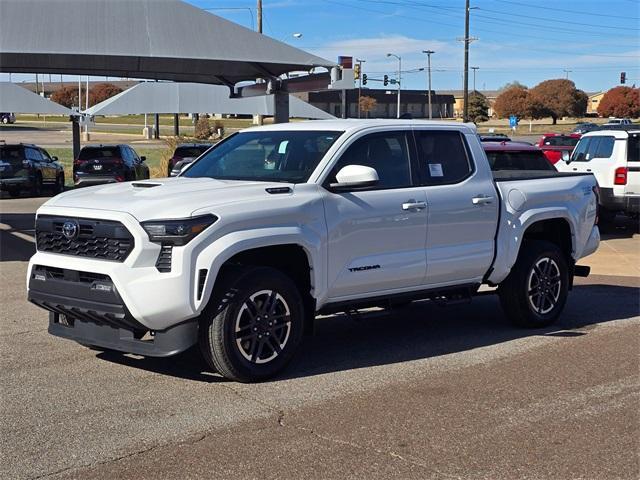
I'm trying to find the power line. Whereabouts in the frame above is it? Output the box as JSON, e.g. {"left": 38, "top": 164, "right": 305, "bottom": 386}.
{"left": 491, "top": 0, "right": 639, "bottom": 21}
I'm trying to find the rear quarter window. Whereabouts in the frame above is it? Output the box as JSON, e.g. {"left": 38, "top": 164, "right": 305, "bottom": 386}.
{"left": 628, "top": 134, "right": 640, "bottom": 162}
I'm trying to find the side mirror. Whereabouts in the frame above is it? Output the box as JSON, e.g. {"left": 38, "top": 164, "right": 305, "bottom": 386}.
{"left": 140, "top": 156, "right": 146, "bottom": 162}
{"left": 562, "top": 151, "right": 571, "bottom": 163}
{"left": 329, "top": 165, "right": 379, "bottom": 191}
{"left": 51, "top": 156, "right": 58, "bottom": 162}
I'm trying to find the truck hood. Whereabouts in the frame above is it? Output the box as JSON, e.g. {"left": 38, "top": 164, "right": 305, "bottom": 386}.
{"left": 43, "top": 177, "right": 295, "bottom": 220}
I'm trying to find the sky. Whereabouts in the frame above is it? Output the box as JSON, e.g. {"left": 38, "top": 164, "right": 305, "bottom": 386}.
{"left": 2, "top": 0, "right": 638, "bottom": 94}
{"left": 187, "top": 0, "right": 640, "bottom": 93}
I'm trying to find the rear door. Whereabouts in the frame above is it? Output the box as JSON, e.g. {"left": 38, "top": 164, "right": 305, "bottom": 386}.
{"left": 38, "top": 148, "right": 57, "bottom": 182}
{"left": 414, "top": 129, "right": 499, "bottom": 287}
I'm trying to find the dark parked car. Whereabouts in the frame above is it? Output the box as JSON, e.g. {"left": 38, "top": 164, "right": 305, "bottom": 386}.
{"left": 479, "top": 133, "right": 511, "bottom": 142}
{"left": 572, "top": 122, "right": 599, "bottom": 135}
{"left": 73, "top": 144, "right": 150, "bottom": 186}
{"left": 168, "top": 143, "right": 211, "bottom": 176}
{"left": 483, "top": 141, "right": 555, "bottom": 172}
{"left": 0, "top": 143, "right": 65, "bottom": 197}
{"left": 1, "top": 113, "right": 16, "bottom": 124}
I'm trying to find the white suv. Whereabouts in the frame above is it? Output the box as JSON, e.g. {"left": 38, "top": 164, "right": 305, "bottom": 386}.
{"left": 557, "top": 129, "right": 640, "bottom": 222}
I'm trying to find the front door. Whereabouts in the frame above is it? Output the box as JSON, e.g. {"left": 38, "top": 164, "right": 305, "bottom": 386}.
{"left": 414, "top": 129, "right": 499, "bottom": 287}
{"left": 322, "top": 130, "right": 428, "bottom": 300}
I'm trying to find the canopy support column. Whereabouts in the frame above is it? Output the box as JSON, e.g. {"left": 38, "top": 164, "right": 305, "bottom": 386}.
{"left": 71, "top": 118, "right": 80, "bottom": 160}
{"left": 273, "top": 91, "right": 289, "bottom": 124}
{"left": 154, "top": 114, "right": 160, "bottom": 139}
{"left": 173, "top": 114, "right": 179, "bottom": 136}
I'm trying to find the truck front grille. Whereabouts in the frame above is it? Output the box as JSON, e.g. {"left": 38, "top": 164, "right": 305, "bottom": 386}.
{"left": 36, "top": 215, "right": 134, "bottom": 262}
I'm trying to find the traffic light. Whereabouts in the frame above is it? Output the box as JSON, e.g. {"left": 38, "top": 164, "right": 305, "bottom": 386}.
{"left": 383, "top": 75, "right": 389, "bottom": 86}
{"left": 362, "top": 74, "right": 368, "bottom": 85}
{"left": 621, "top": 71, "right": 626, "bottom": 84}
{"left": 354, "top": 64, "right": 360, "bottom": 80}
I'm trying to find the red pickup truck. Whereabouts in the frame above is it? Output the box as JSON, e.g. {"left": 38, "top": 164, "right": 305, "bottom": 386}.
{"left": 537, "top": 133, "right": 581, "bottom": 164}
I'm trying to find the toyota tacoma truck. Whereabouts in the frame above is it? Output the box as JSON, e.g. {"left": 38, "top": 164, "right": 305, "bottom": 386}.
{"left": 27, "top": 120, "right": 600, "bottom": 382}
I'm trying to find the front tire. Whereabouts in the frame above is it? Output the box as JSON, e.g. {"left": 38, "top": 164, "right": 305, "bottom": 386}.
{"left": 199, "top": 266, "right": 304, "bottom": 382}
{"left": 54, "top": 173, "right": 65, "bottom": 194}
{"left": 30, "top": 173, "right": 43, "bottom": 197}
{"left": 498, "top": 240, "right": 569, "bottom": 328}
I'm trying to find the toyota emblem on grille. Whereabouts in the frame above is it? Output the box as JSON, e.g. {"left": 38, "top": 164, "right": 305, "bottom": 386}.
{"left": 61, "top": 220, "right": 79, "bottom": 240}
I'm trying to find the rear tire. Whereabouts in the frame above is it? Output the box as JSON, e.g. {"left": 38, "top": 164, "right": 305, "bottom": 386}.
{"left": 198, "top": 266, "right": 304, "bottom": 382}
{"left": 498, "top": 240, "right": 569, "bottom": 328}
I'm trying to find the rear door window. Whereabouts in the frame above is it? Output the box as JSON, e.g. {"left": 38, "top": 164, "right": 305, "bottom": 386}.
{"left": 414, "top": 130, "right": 472, "bottom": 185}
{"left": 593, "top": 136, "right": 615, "bottom": 158}
{"left": 0, "top": 146, "right": 24, "bottom": 164}
{"left": 628, "top": 134, "right": 640, "bottom": 162}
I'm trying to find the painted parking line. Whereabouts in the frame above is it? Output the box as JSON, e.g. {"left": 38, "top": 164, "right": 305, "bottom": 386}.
{"left": 0, "top": 222, "right": 35, "bottom": 243}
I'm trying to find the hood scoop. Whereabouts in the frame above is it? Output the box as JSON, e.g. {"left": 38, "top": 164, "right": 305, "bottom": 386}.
{"left": 132, "top": 182, "right": 162, "bottom": 188}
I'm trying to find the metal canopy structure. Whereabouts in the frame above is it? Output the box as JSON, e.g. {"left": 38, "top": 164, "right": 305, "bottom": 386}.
{"left": 0, "top": 82, "right": 72, "bottom": 115}
{"left": 84, "top": 82, "right": 334, "bottom": 119}
{"left": 0, "top": 0, "right": 333, "bottom": 87}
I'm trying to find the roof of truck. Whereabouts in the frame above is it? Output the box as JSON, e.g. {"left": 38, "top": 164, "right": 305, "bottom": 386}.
{"left": 243, "top": 119, "right": 478, "bottom": 135}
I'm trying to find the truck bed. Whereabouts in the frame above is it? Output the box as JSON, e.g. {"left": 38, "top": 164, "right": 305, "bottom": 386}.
{"left": 492, "top": 170, "right": 593, "bottom": 182}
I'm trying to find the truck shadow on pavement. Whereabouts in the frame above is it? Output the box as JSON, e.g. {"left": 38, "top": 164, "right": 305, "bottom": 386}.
{"left": 0, "top": 212, "right": 37, "bottom": 262}
{"left": 95, "top": 279, "right": 639, "bottom": 383}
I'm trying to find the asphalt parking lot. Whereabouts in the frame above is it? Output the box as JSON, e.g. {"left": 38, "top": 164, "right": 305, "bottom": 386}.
{"left": 1, "top": 196, "right": 638, "bottom": 480}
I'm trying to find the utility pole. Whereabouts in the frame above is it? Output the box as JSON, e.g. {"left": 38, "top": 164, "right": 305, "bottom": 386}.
{"left": 563, "top": 69, "right": 572, "bottom": 79}
{"left": 256, "top": 0, "right": 264, "bottom": 126}
{"left": 471, "top": 66, "right": 479, "bottom": 92}
{"left": 462, "top": 0, "right": 470, "bottom": 122}
{"left": 422, "top": 50, "right": 435, "bottom": 119}
{"left": 356, "top": 58, "right": 365, "bottom": 119}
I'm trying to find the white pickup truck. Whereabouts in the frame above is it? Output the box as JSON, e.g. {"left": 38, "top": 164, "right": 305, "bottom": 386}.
{"left": 28, "top": 120, "right": 600, "bottom": 382}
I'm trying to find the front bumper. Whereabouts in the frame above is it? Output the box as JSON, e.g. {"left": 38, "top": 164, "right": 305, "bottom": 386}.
{"left": 28, "top": 265, "right": 198, "bottom": 356}
{"left": 0, "top": 176, "right": 30, "bottom": 188}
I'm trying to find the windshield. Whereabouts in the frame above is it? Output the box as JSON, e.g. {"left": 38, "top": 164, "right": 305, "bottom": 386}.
{"left": 486, "top": 150, "right": 554, "bottom": 171}
{"left": 182, "top": 130, "right": 343, "bottom": 183}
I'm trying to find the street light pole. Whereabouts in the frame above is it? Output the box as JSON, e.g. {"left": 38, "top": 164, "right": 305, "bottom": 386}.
{"left": 563, "top": 69, "right": 572, "bottom": 79}
{"left": 356, "top": 58, "right": 365, "bottom": 119}
{"left": 387, "top": 53, "right": 401, "bottom": 118}
{"left": 422, "top": 50, "right": 435, "bottom": 119}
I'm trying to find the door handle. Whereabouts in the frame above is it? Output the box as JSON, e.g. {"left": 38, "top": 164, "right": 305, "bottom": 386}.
{"left": 586, "top": 169, "right": 592, "bottom": 172}
{"left": 402, "top": 200, "right": 427, "bottom": 211}
{"left": 472, "top": 195, "right": 494, "bottom": 205}
{"left": 572, "top": 168, "right": 578, "bottom": 171}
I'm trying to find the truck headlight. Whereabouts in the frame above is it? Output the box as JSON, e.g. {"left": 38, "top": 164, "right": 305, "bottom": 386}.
{"left": 141, "top": 214, "right": 217, "bottom": 246}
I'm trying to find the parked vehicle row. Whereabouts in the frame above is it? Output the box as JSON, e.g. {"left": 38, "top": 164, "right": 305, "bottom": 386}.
{"left": 0, "top": 142, "right": 65, "bottom": 197}
{"left": 28, "top": 120, "right": 600, "bottom": 382}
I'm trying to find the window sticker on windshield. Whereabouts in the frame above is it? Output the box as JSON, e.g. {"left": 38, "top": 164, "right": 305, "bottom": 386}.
{"left": 429, "top": 163, "right": 444, "bottom": 177}
{"left": 278, "top": 140, "right": 289, "bottom": 154}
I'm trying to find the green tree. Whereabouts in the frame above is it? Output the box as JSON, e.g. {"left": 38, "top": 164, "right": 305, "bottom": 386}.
{"left": 468, "top": 91, "right": 489, "bottom": 122}
{"left": 529, "top": 79, "right": 588, "bottom": 124}
{"left": 498, "top": 80, "right": 527, "bottom": 92}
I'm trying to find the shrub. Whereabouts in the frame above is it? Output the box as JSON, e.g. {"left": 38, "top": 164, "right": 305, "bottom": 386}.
{"left": 194, "top": 117, "right": 212, "bottom": 140}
